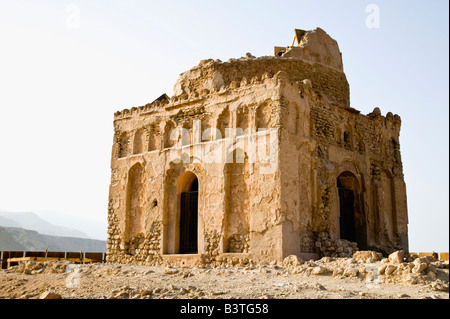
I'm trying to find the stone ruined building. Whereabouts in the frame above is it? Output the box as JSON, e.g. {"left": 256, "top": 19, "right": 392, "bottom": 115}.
{"left": 106, "top": 28, "right": 408, "bottom": 266}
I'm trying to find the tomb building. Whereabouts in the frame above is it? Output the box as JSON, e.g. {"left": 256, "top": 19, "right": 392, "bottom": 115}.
{"left": 106, "top": 28, "right": 408, "bottom": 265}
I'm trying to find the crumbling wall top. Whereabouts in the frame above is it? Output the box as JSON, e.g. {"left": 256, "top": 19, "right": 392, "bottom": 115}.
{"left": 171, "top": 28, "right": 348, "bottom": 105}
{"left": 278, "top": 28, "right": 344, "bottom": 72}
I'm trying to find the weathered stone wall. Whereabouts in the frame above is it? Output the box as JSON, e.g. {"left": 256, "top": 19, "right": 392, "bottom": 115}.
{"left": 300, "top": 78, "right": 408, "bottom": 255}
{"left": 107, "top": 74, "right": 286, "bottom": 265}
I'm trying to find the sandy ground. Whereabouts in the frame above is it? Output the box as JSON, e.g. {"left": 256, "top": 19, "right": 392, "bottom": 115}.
{"left": 0, "top": 260, "right": 448, "bottom": 300}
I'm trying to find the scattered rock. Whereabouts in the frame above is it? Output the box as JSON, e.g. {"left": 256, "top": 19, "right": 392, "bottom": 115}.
{"left": 384, "top": 265, "right": 397, "bottom": 276}
{"left": 381, "top": 258, "right": 390, "bottom": 264}
{"left": 167, "top": 284, "right": 177, "bottom": 291}
{"left": 389, "top": 251, "right": 405, "bottom": 264}
{"left": 343, "top": 267, "right": 358, "bottom": 277}
{"left": 311, "top": 266, "right": 327, "bottom": 275}
{"left": 282, "top": 255, "right": 302, "bottom": 268}
{"left": 141, "top": 290, "right": 153, "bottom": 297}
{"left": 414, "top": 257, "right": 431, "bottom": 265}
{"left": 179, "top": 271, "right": 193, "bottom": 278}
{"left": 291, "top": 285, "right": 303, "bottom": 292}
{"left": 412, "top": 263, "right": 428, "bottom": 274}
{"left": 378, "top": 264, "right": 388, "bottom": 275}
{"left": 179, "top": 288, "right": 189, "bottom": 295}
{"left": 430, "top": 281, "right": 449, "bottom": 292}
{"left": 332, "top": 268, "right": 344, "bottom": 277}
{"left": 275, "top": 282, "right": 291, "bottom": 287}
{"left": 427, "top": 271, "right": 437, "bottom": 280}
{"left": 164, "top": 268, "right": 178, "bottom": 275}
{"left": 113, "top": 291, "right": 129, "bottom": 299}
{"left": 153, "top": 287, "right": 162, "bottom": 294}
{"left": 405, "top": 274, "right": 418, "bottom": 285}
{"left": 318, "top": 256, "right": 335, "bottom": 263}
{"left": 210, "top": 291, "right": 224, "bottom": 296}
{"left": 353, "top": 251, "right": 383, "bottom": 263}
{"left": 313, "top": 283, "right": 326, "bottom": 291}
{"left": 40, "top": 291, "right": 62, "bottom": 299}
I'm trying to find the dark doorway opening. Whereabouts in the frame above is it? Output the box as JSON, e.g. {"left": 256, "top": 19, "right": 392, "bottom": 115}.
{"left": 338, "top": 184, "right": 355, "bottom": 242}
{"left": 179, "top": 178, "right": 198, "bottom": 254}
{"left": 337, "top": 172, "right": 367, "bottom": 250}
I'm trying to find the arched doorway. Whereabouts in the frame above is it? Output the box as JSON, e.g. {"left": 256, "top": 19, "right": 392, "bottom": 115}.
{"left": 177, "top": 172, "right": 199, "bottom": 254}
{"left": 337, "top": 171, "right": 367, "bottom": 249}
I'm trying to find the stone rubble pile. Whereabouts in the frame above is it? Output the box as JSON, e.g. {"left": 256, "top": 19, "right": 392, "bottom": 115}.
{"left": 281, "top": 250, "right": 449, "bottom": 292}
{"left": 107, "top": 282, "right": 207, "bottom": 299}
{"left": 314, "top": 231, "right": 359, "bottom": 258}
{"left": 8, "top": 260, "right": 72, "bottom": 275}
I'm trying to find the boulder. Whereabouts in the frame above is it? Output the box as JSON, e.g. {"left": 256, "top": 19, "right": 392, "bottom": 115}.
{"left": 40, "top": 291, "right": 62, "bottom": 299}
{"left": 282, "top": 255, "right": 302, "bottom": 268}
{"left": 164, "top": 267, "right": 178, "bottom": 275}
{"left": 311, "top": 266, "right": 327, "bottom": 275}
{"left": 389, "top": 251, "right": 405, "bottom": 264}
{"left": 343, "top": 267, "right": 358, "bottom": 277}
{"left": 141, "top": 290, "right": 153, "bottom": 297}
{"left": 414, "top": 257, "right": 431, "bottom": 265}
{"left": 412, "top": 262, "right": 428, "bottom": 274}
{"left": 378, "top": 264, "right": 388, "bottom": 275}
{"left": 353, "top": 251, "right": 383, "bottom": 263}
{"left": 332, "top": 267, "right": 344, "bottom": 277}
{"left": 384, "top": 265, "right": 397, "bottom": 276}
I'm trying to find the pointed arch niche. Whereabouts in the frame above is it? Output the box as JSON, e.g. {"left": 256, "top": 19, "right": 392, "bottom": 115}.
{"left": 125, "top": 163, "right": 146, "bottom": 243}
{"left": 224, "top": 149, "right": 251, "bottom": 253}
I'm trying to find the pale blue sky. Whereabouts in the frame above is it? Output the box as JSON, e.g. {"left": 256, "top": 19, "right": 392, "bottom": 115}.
{"left": 0, "top": 1, "right": 448, "bottom": 250}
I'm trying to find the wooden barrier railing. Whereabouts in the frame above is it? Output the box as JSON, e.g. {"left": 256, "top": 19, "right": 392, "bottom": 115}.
{"left": 0, "top": 250, "right": 106, "bottom": 269}
{"left": 1, "top": 250, "right": 447, "bottom": 269}
{"left": 409, "top": 252, "right": 449, "bottom": 261}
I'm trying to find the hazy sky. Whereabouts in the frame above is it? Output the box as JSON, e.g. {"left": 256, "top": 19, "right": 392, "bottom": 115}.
{"left": 0, "top": 1, "right": 448, "bottom": 251}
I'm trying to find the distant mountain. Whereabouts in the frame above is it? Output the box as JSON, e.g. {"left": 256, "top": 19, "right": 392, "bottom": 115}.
{"left": 0, "top": 226, "right": 106, "bottom": 252}
{"left": 35, "top": 210, "right": 107, "bottom": 240}
{"left": 0, "top": 212, "right": 90, "bottom": 239}
{"left": 0, "top": 215, "right": 20, "bottom": 228}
